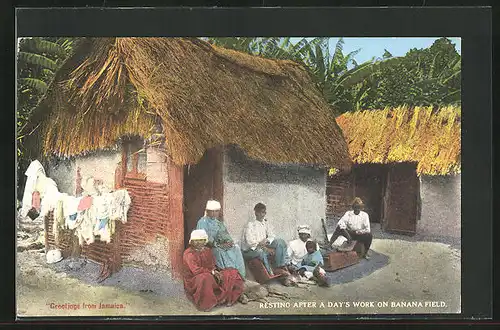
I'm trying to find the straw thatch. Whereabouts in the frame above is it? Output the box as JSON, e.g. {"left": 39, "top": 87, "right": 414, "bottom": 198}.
{"left": 336, "top": 106, "right": 461, "bottom": 175}
{"left": 27, "top": 37, "right": 351, "bottom": 170}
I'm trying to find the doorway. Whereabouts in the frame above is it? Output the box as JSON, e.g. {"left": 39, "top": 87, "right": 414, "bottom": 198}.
{"left": 352, "top": 164, "right": 387, "bottom": 224}
{"left": 183, "top": 147, "right": 224, "bottom": 248}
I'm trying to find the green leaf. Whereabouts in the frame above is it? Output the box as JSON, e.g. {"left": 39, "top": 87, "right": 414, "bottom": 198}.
{"left": 18, "top": 52, "right": 58, "bottom": 71}
{"left": 18, "top": 78, "right": 48, "bottom": 94}
{"left": 21, "top": 38, "right": 67, "bottom": 58}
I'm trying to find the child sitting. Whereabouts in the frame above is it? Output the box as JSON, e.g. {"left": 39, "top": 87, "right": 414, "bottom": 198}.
{"left": 298, "top": 240, "right": 330, "bottom": 287}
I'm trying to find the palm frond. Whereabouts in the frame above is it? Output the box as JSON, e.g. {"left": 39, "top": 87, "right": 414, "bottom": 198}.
{"left": 18, "top": 52, "right": 58, "bottom": 71}
{"left": 21, "top": 38, "right": 67, "bottom": 58}
{"left": 19, "top": 78, "right": 48, "bottom": 94}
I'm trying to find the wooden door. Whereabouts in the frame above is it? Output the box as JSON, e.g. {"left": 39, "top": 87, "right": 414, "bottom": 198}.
{"left": 183, "top": 147, "right": 224, "bottom": 247}
{"left": 382, "top": 163, "right": 419, "bottom": 235}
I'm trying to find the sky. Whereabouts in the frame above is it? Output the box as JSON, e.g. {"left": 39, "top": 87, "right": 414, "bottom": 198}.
{"left": 290, "top": 37, "right": 461, "bottom": 65}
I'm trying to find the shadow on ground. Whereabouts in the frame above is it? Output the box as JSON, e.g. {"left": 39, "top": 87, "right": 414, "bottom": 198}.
{"left": 49, "top": 249, "right": 390, "bottom": 297}
{"left": 49, "top": 259, "right": 185, "bottom": 298}
{"left": 326, "top": 250, "right": 389, "bottom": 286}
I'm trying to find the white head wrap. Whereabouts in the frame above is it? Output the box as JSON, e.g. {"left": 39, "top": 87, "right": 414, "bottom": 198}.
{"left": 189, "top": 229, "right": 209, "bottom": 243}
{"left": 205, "top": 200, "right": 221, "bottom": 211}
{"left": 297, "top": 225, "right": 312, "bottom": 235}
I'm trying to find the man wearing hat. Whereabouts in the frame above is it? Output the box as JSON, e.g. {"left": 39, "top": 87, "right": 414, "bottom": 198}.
{"left": 329, "top": 197, "right": 372, "bottom": 259}
{"left": 182, "top": 229, "right": 247, "bottom": 312}
{"left": 287, "top": 224, "right": 320, "bottom": 271}
{"left": 196, "top": 200, "right": 246, "bottom": 278}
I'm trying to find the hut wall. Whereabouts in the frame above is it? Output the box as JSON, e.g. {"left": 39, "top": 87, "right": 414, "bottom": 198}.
{"left": 75, "top": 151, "right": 122, "bottom": 193}
{"left": 222, "top": 147, "right": 327, "bottom": 243}
{"left": 146, "top": 147, "right": 168, "bottom": 184}
{"left": 418, "top": 174, "right": 461, "bottom": 238}
{"left": 119, "top": 152, "right": 184, "bottom": 279}
{"left": 47, "top": 158, "right": 76, "bottom": 195}
{"left": 46, "top": 148, "right": 185, "bottom": 278}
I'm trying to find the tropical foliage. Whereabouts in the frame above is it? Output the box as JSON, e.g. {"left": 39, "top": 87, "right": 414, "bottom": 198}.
{"left": 17, "top": 38, "right": 76, "bottom": 153}
{"left": 207, "top": 37, "right": 461, "bottom": 114}
{"left": 16, "top": 37, "right": 76, "bottom": 194}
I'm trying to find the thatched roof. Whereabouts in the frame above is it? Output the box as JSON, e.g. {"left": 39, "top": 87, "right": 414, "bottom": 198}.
{"left": 27, "top": 37, "right": 351, "bottom": 170}
{"left": 336, "top": 106, "right": 461, "bottom": 175}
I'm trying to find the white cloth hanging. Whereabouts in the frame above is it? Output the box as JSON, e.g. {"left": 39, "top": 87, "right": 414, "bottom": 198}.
{"left": 109, "top": 189, "right": 131, "bottom": 223}
{"left": 38, "top": 177, "right": 60, "bottom": 218}
{"left": 21, "top": 160, "right": 46, "bottom": 217}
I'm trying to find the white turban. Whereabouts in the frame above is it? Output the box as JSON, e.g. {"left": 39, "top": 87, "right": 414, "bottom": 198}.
{"left": 297, "top": 225, "right": 312, "bottom": 235}
{"left": 189, "top": 229, "right": 209, "bottom": 243}
{"left": 205, "top": 200, "right": 221, "bottom": 211}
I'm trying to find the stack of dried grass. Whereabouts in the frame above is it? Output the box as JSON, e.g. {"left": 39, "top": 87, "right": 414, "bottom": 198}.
{"left": 28, "top": 37, "right": 351, "bottom": 170}
{"left": 336, "top": 105, "right": 461, "bottom": 175}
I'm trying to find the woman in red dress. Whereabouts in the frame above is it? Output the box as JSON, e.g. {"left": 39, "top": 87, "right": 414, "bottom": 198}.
{"left": 183, "top": 229, "right": 247, "bottom": 311}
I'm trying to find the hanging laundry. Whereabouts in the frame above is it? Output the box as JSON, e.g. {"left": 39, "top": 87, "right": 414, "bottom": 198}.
{"left": 77, "top": 196, "right": 93, "bottom": 212}
{"left": 93, "top": 194, "right": 111, "bottom": 220}
{"left": 63, "top": 195, "right": 81, "bottom": 229}
{"left": 21, "top": 160, "right": 46, "bottom": 217}
{"left": 98, "top": 218, "right": 109, "bottom": 231}
{"left": 109, "top": 189, "right": 131, "bottom": 223}
{"left": 98, "top": 223, "right": 112, "bottom": 244}
{"left": 77, "top": 206, "right": 97, "bottom": 246}
{"left": 38, "top": 177, "right": 60, "bottom": 218}
{"left": 110, "top": 217, "right": 116, "bottom": 236}
{"left": 55, "top": 196, "right": 66, "bottom": 226}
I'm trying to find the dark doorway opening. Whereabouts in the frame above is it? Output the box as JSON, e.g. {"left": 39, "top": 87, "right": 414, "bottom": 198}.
{"left": 183, "top": 147, "right": 224, "bottom": 249}
{"left": 352, "top": 164, "right": 387, "bottom": 224}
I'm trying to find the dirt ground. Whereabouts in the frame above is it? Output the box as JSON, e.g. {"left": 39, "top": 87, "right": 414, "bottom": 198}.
{"left": 16, "top": 235, "right": 461, "bottom": 317}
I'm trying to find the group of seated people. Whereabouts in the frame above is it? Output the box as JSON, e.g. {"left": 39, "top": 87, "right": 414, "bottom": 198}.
{"left": 182, "top": 198, "right": 372, "bottom": 312}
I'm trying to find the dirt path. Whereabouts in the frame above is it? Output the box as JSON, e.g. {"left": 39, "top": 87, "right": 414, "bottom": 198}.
{"left": 16, "top": 238, "right": 460, "bottom": 317}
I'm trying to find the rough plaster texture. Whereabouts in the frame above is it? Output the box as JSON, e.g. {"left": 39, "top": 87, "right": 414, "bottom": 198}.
{"left": 146, "top": 148, "right": 168, "bottom": 184}
{"left": 125, "top": 235, "right": 171, "bottom": 272}
{"left": 75, "top": 151, "right": 122, "bottom": 192}
{"left": 47, "top": 159, "right": 76, "bottom": 195}
{"left": 222, "top": 148, "right": 327, "bottom": 244}
{"left": 418, "top": 174, "right": 461, "bottom": 239}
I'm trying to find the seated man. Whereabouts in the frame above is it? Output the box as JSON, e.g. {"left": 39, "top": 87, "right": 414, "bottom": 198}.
{"left": 329, "top": 197, "right": 372, "bottom": 259}
{"left": 287, "top": 224, "right": 320, "bottom": 271}
{"left": 241, "top": 203, "right": 290, "bottom": 280}
{"left": 298, "top": 240, "right": 330, "bottom": 287}
{"left": 182, "top": 229, "right": 247, "bottom": 312}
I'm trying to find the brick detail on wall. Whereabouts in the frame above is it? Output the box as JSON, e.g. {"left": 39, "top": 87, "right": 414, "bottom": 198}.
{"left": 326, "top": 172, "right": 354, "bottom": 224}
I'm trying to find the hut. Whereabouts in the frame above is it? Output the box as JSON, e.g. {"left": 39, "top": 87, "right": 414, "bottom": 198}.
{"left": 327, "top": 106, "right": 461, "bottom": 237}
{"left": 24, "top": 37, "right": 352, "bottom": 278}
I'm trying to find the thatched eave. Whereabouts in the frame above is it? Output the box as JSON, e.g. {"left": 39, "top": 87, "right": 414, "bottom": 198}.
{"left": 27, "top": 37, "right": 352, "bottom": 171}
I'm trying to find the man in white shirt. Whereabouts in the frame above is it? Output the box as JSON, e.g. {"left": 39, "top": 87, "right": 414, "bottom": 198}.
{"left": 241, "top": 203, "right": 289, "bottom": 277}
{"left": 329, "top": 197, "right": 372, "bottom": 259}
{"left": 287, "top": 225, "right": 320, "bottom": 270}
